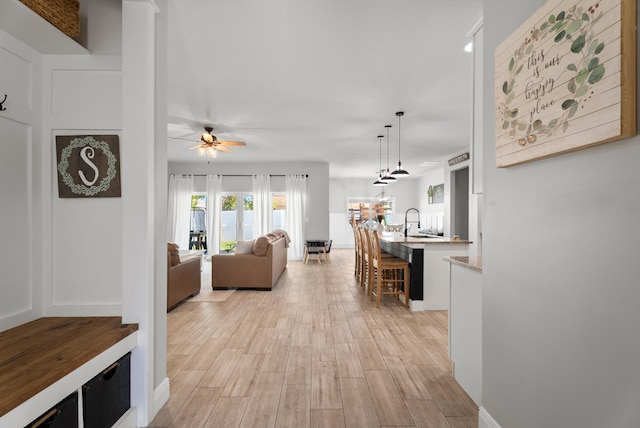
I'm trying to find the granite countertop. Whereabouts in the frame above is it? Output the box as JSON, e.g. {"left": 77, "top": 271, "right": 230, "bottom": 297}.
{"left": 379, "top": 234, "right": 472, "bottom": 245}
{"left": 444, "top": 256, "right": 483, "bottom": 273}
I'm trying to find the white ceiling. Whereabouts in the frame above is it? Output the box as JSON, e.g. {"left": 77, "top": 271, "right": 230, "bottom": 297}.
{"left": 166, "top": 0, "right": 483, "bottom": 178}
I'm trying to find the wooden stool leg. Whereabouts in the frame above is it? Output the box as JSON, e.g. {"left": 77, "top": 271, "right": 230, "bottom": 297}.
{"left": 403, "top": 265, "right": 410, "bottom": 307}
{"left": 375, "top": 270, "right": 383, "bottom": 308}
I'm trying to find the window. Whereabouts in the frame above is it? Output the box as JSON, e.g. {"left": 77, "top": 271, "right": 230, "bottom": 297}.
{"left": 272, "top": 194, "right": 286, "bottom": 230}
{"left": 347, "top": 196, "right": 394, "bottom": 227}
{"left": 220, "top": 193, "right": 253, "bottom": 253}
{"left": 217, "top": 192, "right": 286, "bottom": 253}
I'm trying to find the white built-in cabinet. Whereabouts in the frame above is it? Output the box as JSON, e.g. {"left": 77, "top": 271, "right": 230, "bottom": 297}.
{"left": 448, "top": 261, "right": 482, "bottom": 406}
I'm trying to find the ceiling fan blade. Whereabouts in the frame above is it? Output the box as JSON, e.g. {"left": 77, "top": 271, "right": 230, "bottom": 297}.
{"left": 188, "top": 144, "right": 204, "bottom": 150}
{"left": 216, "top": 146, "right": 232, "bottom": 153}
{"left": 169, "top": 136, "right": 199, "bottom": 142}
{"left": 217, "top": 141, "right": 246, "bottom": 146}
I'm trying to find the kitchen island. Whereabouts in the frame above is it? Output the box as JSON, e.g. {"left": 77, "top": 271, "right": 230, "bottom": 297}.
{"left": 378, "top": 234, "right": 470, "bottom": 311}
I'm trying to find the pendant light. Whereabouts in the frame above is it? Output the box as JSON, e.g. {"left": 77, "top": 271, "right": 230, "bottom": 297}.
{"left": 381, "top": 125, "right": 396, "bottom": 183}
{"left": 391, "top": 111, "right": 409, "bottom": 176}
{"left": 373, "top": 135, "right": 387, "bottom": 186}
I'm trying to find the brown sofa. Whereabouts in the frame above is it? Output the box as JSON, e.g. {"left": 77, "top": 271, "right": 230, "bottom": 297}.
{"left": 211, "top": 230, "right": 289, "bottom": 290}
{"left": 167, "top": 243, "right": 201, "bottom": 311}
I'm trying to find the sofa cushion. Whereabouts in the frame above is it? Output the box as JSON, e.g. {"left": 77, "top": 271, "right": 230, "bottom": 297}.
{"left": 235, "top": 239, "right": 255, "bottom": 254}
{"left": 253, "top": 236, "right": 270, "bottom": 256}
{"left": 168, "top": 242, "right": 181, "bottom": 266}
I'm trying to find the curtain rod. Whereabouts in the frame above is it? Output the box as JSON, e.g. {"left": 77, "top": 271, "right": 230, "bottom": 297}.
{"left": 180, "top": 174, "right": 308, "bottom": 178}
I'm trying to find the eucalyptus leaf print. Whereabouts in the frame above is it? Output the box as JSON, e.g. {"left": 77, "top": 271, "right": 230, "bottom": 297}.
{"left": 497, "top": 1, "right": 606, "bottom": 147}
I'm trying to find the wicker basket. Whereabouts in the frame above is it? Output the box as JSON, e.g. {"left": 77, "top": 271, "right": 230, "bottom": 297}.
{"left": 19, "top": 0, "right": 80, "bottom": 38}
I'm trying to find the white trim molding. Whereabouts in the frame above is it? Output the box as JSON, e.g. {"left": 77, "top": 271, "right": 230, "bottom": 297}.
{"left": 154, "top": 377, "right": 170, "bottom": 417}
{"left": 464, "top": 12, "right": 484, "bottom": 38}
{"left": 479, "top": 407, "right": 501, "bottom": 428}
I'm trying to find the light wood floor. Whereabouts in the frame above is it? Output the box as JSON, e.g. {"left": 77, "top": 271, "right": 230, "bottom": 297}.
{"left": 150, "top": 248, "right": 478, "bottom": 428}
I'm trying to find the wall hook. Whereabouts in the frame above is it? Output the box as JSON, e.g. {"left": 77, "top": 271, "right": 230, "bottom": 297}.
{"left": 0, "top": 94, "right": 6, "bottom": 111}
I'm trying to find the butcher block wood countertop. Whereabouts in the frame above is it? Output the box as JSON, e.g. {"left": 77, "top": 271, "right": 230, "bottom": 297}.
{"left": 0, "top": 317, "right": 138, "bottom": 417}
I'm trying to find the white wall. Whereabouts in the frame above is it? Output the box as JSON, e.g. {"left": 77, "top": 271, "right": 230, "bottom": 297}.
{"left": 154, "top": 0, "right": 169, "bottom": 407}
{"left": 77, "top": 0, "right": 122, "bottom": 54}
{"left": 482, "top": 1, "right": 640, "bottom": 427}
{"left": 0, "top": 2, "right": 164, "bottom": 423}
{"left": 45, "top": 55, "right": 123, "bottom": 315}
{"left": 169, "top": 161, "right": 330, "bottom": 240}
{"left": 0, "top": 0, "right": 125, "bottom": 327}
{"left": 0, "top": 30, "right": 43, "bottom": 330}
{"left": 331, "top": 163, "right": 482, "bottom": 251}
{"left": 329, "top": 177, "right": 418, "bottom": 248}
{"left": 417, "top": 165, "right": 446, "bottom": 234}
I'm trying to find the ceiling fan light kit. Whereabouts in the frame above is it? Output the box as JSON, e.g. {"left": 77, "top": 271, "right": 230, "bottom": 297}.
{"left": 184, "top": 125, "right": 247, "bottom": 159}
{"left": 200, "top": 146, "right": 218, "bottom": 158}
{"left": 201, "top": 127, "right": 215, "bottom": 144}
{"left": 391, "top": 111, "right": 410, "bottom": 177}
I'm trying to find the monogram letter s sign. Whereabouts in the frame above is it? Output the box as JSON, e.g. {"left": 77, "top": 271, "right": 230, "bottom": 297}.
{"left": 56, "top": 135, "right": 121, "bottom": 198}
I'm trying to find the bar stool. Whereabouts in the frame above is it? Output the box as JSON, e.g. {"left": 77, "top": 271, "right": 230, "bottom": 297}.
{"left": 362, "top": 228, "right": 397, "bottom": 297}
{"left": 368, "top": 230, "right": 410, "bottom": 308}
{"left": 357, "top": 227, "right": 370, "bottom": 289}
{"left": 353, "top": 226, "right": 361, "bottom": 279}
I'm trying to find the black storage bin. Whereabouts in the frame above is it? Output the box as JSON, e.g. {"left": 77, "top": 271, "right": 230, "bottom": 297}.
{"left": 82, "top": 352, "right": 131, "bottom": 428}
{"left": 25, "top": 391, "right": 78, "bottom": 428}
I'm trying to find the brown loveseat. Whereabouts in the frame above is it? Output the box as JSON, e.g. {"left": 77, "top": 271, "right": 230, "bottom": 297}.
{"left": 211, "top": 230, "right": 289, "bottom": 290}
{"left": 167, "top": 242, "right": 201, "bottom": 311}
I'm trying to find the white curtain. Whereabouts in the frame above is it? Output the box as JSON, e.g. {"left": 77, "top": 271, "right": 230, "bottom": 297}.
{"left": 252, "top": 174, "right": 272, "bottom": 237}
{"left": 167, "top": 174, "right": 193, "bottom": 250}
{"left": 206, "top": 174, "right": 223, "bottom": 258}
{"left": 286, "top": 174, "right": 306, "bottom": 260}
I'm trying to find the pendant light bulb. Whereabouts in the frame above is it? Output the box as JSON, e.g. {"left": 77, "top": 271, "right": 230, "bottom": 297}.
{"left": 391, "top": 111, "right": 409, "bottom": 176}
{"left": 381, "top": 125, "right": 396, "bottom": 183}
{"left": 373, "top": 135, "right": 388, "bottom": 186}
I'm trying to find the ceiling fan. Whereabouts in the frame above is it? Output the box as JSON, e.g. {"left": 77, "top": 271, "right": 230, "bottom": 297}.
{"left": 185, "top": 126, "right": 246, "bottom": 158}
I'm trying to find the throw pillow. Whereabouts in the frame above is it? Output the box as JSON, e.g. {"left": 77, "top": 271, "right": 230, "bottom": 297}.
{"left": 167, "top": 242, "right": 180, "bottom": 266}
{"left": 253, "top": 236, "right": 270, "bottom": 256}
{"left": 235, "top": 239, "right": 255, "bottom": 254}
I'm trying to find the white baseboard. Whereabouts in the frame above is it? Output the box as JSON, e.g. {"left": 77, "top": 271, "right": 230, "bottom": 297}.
{"left": 410, "top": 299, "right": 427, "bottom": 311}
{"left": 0, "top": 309, "right": 39, "bottom": 332}
{"left": 44, "top": 304, "right": 123, "bottom": 316}
{"left": 113, "top": 407, "right": 138, "bottom": 428}
{"left": 333, "top": 243, "right": 355, "bottom": 249}
{"left": 153, "top": 377, "right": 170, "bottom": 417}
{"left": 479, "top": 407, "right": 501, "bottom": 428}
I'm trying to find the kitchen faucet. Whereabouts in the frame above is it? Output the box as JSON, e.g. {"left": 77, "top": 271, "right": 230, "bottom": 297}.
{"left": 404, "top": 208, "right": 421, "bottom": 237}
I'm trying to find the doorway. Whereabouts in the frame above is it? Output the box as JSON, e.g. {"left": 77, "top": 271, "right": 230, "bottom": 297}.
{"left": 452, "top": 167, "right": 469, "bottom": 240}
{"left": 220, "top": 193, "right": 254, "bottom": 252}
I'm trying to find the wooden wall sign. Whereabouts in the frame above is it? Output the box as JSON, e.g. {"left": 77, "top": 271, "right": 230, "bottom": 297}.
{"left": 495, "top": 0, "right": 636, "bottom": 167}
{"left": 56, "top": 135, "right": 121, "bottom": 198}
{"left": 448, "top": 152, "right": 470, "bottom": 166}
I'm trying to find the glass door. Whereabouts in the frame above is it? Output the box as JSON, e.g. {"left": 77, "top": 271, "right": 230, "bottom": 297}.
{"left": 220, "top": 193, "right": 253, "bottom": 253}
{"left": 190, "top": 194, "right": 207, "bottom": 250}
